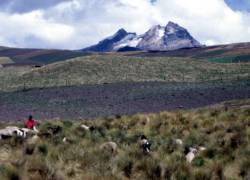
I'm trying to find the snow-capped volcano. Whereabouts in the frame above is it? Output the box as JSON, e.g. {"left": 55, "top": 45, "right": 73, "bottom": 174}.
{"left": 82, "top": 21, "right": 201, "bottom": 52}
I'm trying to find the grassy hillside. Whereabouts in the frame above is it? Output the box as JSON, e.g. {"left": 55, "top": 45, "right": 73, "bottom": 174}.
{"left": 0, "top": 100, "right": 249, "bottom": 179}
{"left": 0, "top": 55, "right": 249, "bottom": 91}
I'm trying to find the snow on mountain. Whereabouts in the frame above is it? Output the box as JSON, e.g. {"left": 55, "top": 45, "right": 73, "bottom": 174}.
{"left": 82, "top": 21, "right": 201, "bottom": 52}
{"left": 82, "top": 28, "right": 130, "bottom": 52}
{"left": 137, "top": 25, "right": 166, "bottom": 50}
{"left": 113, "top": 34, "right": 142, "bottom": 50}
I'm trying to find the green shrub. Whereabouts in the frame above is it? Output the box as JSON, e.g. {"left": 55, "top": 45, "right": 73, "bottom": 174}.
{"left": 193, "top": 156, "right": 205, "bottom": 167}
{"left": 62, "top": 121, "right": 73, "bottom": 128}
{"left": 38, "top": 143, "right": 48, "bottom": 156}
{"left": 204, "top": 148, "right": 217, "bottom": 159}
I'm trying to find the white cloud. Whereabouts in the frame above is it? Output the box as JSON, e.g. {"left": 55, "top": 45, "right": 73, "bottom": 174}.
{"left": 0, "top": 0, "right": 250, "bottom": 49}
{"left": 0, "top": 10, "right": 74, "bottom": 49}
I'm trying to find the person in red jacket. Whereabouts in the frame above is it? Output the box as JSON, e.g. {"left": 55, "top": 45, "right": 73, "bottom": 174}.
{"left": 25, "top": 115, "right": 37, "bottom": 129}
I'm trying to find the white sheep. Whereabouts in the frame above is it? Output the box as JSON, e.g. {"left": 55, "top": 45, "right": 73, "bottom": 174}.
{"left": 174, "top": 139, "right": 183, "bottom": 145}
{"left": 20, "top": 128, "right": 37, "bottom": 138}
{"left": 186, "top": 147, "right": 198, "bottom": 163}
{"left": 81, "top": 124, "right": 90, "bottom": 130}
{"left": 0, "top": 126, "right": 38, "bottom": 139}
{"left": 63, "top": 137, "right": 67, "bottom": 143}
{"left": 199, "top": 146, "right": 206, "bottom": 151}
{"left": 100, "top": 141, "right": 118, "bottom": 154}
{"left": 2, "top": 126, "right": 23, "bottom": 137}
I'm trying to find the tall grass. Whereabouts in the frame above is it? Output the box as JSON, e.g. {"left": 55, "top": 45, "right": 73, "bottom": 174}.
{"left": 0, "top": 102, "right": 249, "bottom": 179}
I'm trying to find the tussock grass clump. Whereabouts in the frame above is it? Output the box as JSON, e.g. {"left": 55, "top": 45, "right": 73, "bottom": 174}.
{"left": 0, "top": 164, "right": 20, "bottom": 180}
{"left": 0, "top": 103, "right": 249, "bottom": 179}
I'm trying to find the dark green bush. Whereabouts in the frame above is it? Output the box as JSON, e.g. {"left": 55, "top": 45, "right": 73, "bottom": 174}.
{"left": 193, "top": 156, "right": 205, "bottom": 167}
{"left": 38, "top": 143, "right": 48, "bottom": 156}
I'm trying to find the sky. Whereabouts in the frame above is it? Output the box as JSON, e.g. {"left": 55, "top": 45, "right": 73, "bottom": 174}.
{"left": 0, "top": 0, "right": 250, "bottom": 49}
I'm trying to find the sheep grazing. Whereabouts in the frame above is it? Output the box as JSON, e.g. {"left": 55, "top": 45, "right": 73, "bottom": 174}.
{"left": 81, "top": 124, "right": 95, "bottom": 131}
{"left": 81, "top": 124, "right": 90, "bottom": 130}
{"left": 186, "top": 147, "right": 198, "bottom": 163}
{"left": 174, "top": 139, "right": 183, "bottom": 145}
{"left": 0, "top": 129, "right": 13, "bottom": 139}
{"left": 6, "top": 126, "right": 23, "bottom": 135}
{"left": 0, "top": 126, "right": 24, "bottom": 139}
{"left": 63, "top": 137, "right": 67, "bottom": 143}
{"left": 138, "top": 135, "right": 151, "bottom": 153}
{"left": 199, "top": 146, "right": 206, "bottom": 151}
{"left": 20, "top": 128, "right": 38, "bottom": 138}
{"left": 0, "top": 126, "right": 38, "bottom": 140}
{"left": 100, "top": 141, "right": 118, "bottom": 154}
{"left": 62, "top": 137, "right": 74, "bottom": 144}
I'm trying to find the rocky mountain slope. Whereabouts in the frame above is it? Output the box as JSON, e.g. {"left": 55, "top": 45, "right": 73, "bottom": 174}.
{"left": 83, "top": 28, "right": 136, "bottom": 52}
{"left": 82, "top": 21, "right": 201, "bottom": 52}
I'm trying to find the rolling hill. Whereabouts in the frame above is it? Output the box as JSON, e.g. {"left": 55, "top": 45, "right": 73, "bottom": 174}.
{"left": 0, "top": 54, "right": 248, "bottom": 121}
{"left": 0, "top": 55, "right": 249, "bottom": 91}
{"left": 0, "top": 47, "right": 91, "bottom": 67}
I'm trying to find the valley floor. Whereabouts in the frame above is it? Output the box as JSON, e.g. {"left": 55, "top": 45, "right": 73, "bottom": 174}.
{"left": 0, "top": 81, "right": 249, "bottom": 121}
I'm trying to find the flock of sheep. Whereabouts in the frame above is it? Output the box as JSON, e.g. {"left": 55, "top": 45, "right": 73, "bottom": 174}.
{"left": 74, "top": 124, "right": 207, "bottom": 163}
{"left": 0, "top": 126, "right": 38, "bottom": 139}
{"left": 0, "top": 124, "right": 206, "bottom": 163}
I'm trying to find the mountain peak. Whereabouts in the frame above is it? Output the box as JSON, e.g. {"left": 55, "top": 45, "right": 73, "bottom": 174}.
{"left": 116, "top": 28, "right": 127, "bottom": 34}
{"left": 82, "top": 28, "right": 129, "bottom": 52}
{"left": 82, "top": 21, "right": 201, "bottom": 52}
{"left": 165, "top": 21, "right": 186, "bottom": 34}
{"left": 166, "top": 21, "right": 179, "bottom": 27}
{"left": 151, "top": 24, "right": 163, "bottom": 29}
{"left": 106, "top": 28, "right": 128, "bottom": 41}
{"left": 163, "top": 22, "right": 201, "bottom": 50}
